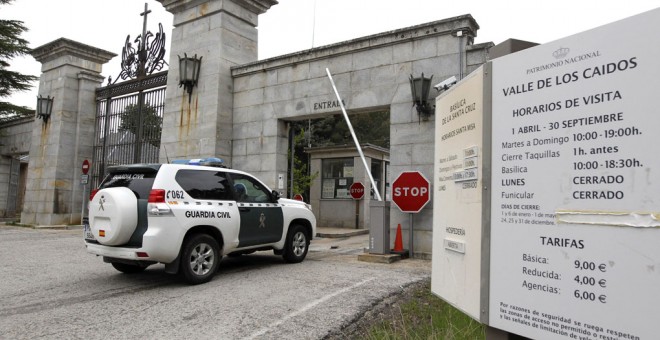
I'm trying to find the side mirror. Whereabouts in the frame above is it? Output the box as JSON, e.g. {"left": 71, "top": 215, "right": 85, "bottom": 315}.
{"left": 271, "top": 190, "right": 281, "bottom": 201}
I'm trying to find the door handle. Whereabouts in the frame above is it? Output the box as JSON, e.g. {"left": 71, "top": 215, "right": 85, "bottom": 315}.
{"left": 239, "top": 207, "right": 250, "bottom": 212}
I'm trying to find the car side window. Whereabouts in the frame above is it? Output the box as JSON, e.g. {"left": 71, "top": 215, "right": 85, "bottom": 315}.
{"left": 230, "top": 174, "right": 272, "bottom": 203}
{"left": 175, "top": 170, "right": 232, "bottom": 200}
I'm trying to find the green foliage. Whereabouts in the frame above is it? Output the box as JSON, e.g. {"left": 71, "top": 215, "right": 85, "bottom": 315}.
{"left": 119, "top": 102, "right": 162, "bottom": 147}
{"left": 289, "top": 129, "right": 318, "bottom": 196}
{"left": 288, "top": 111, "right": 389, "bottom": 199}
{"left": 302, "top": 111, "right": 390, "bottom": 148}
{"left": 362, "top": 281, "right": 485, "bottom": 340}
{"left": 0, "top": 0, "right": 38, "bottom": 116}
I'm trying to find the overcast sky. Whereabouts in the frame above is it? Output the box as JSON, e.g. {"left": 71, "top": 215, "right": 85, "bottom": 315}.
{"left": 2, "top": 0, "right": 658, "bottom": 109}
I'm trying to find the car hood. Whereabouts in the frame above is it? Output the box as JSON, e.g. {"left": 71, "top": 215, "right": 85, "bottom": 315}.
{"left": 279, "top": 198, "right": 308, "bottom": 207}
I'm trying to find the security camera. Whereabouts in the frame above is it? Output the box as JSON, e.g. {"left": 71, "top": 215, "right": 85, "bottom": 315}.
{"left": 434, "top": 76, "right": 457, "bottom": 92}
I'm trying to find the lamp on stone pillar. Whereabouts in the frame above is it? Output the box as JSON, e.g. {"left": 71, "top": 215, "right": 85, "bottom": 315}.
{"left": 36, "top": 95, "right": 54, "bottom": 123}
{"left": 409, "top": 73, "right": 434, "bottom": 120}
{"left": 178, "top": 53, "right": 202, "bottom": 104}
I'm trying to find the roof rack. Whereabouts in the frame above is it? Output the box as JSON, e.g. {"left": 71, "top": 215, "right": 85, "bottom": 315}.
{"left": 171, "top": 157, "right": 227, "bottom": 168}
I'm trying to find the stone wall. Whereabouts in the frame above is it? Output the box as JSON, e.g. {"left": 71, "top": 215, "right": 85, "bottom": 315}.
{"left": 0, "top": 118, "right": 32, "bottom": 156}
{"left": 232, "top": 15, "right": 492, "bottom": 256}
{"left": 0, "top": 118, "right": 32, "bottom": 217}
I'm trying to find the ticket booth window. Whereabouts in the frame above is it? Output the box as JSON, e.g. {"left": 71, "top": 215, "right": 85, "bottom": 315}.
{"left": 321, "top": 158, "right": 354, "bottom": 199}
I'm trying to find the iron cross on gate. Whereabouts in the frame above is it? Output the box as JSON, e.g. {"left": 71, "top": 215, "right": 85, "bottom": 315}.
{"left": 140, "top": 3, "right": 152, "bottom": 51}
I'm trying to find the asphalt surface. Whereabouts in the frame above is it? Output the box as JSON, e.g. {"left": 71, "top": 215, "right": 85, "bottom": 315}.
{"left": 0, "top": 226, "right": 430, "bottom": 339}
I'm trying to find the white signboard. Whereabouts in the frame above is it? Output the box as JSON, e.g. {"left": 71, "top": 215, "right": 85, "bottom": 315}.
{"left": 490, "top": 9, "right": 660, "bottom": 339}
{"left": 432, "top": 68, "right": 485, "bottom": 321}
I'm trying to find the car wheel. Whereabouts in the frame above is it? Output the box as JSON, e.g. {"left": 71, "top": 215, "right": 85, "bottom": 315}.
{"left": 111, "top": 262, "right": 148, "bottom": 274}
{"left": 179, "top": 234, "right": 220, "bottom": 285}
{"left": 283, "top": 224, "right": 309, "bottom": 263}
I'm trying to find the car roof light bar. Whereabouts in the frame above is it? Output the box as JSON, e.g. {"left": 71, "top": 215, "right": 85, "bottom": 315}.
{"left": 171, "top": 157, "right": 227, "bottom": 168}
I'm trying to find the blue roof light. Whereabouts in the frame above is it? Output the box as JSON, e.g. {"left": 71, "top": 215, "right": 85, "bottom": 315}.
{"left": 171, "top": 157, "right": 226, "bottom": 168}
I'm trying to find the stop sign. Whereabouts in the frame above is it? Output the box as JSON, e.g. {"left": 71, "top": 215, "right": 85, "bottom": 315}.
{"left": 349, "top": 182, "right": 365, "bottom": 200}
{"left": 82, "top": 159, "right": 90, "bottom": 175}
{"left": 392, "top": 171, "right": 430, "bottom": 213}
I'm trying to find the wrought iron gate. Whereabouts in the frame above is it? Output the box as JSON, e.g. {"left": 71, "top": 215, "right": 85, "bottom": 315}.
{"left": 91, "top": 3, "right": 168, "bottom": 188}
{"left": 6, "top": 157, "right": 19, "bottom": 216}
{"left": 92, "top": 72, "right": 167, "bottom": 187}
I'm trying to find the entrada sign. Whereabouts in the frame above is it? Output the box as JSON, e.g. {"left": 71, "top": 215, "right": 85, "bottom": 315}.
{"left": 313, "top": 99, "right": 345, "bottom": 111}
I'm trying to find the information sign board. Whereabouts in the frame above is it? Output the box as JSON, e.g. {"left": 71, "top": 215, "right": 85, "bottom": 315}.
{"left": 432, "top": 67, "right": 486, "bottom": 322}
{"left": 489, "top": 9, "right": 660, "bottom": 339}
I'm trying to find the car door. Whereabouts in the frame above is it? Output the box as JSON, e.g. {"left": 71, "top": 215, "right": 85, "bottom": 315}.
{"left": 229, "top": 173, "right": 284, "bottom": 248}
{"left": 174, "top": 169, "right": 240, "bottom": 242}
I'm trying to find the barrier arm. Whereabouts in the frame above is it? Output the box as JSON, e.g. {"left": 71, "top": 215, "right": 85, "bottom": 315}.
{"left": 325, "top": 68, "right": 383, "bottom": 201}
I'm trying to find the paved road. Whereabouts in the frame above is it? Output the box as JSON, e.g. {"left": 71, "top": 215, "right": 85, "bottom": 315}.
{"left": 0, "top": 226, "right": 430, "bottom": 339}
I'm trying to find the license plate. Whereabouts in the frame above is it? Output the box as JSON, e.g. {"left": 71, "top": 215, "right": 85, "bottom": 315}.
{"left": 83, "top": 219, "right": 95, "bottom": 241}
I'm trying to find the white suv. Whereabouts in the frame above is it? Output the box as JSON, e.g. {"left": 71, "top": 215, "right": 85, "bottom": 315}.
{"left": 84, "top": 160, "right": 316, "bottom": 284}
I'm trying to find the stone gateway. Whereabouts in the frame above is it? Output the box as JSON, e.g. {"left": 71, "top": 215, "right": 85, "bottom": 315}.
{"left": 13, "top": 0, "right": 493, "bottom": 257}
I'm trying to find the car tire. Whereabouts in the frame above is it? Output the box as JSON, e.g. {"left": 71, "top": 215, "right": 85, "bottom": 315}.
{"left": 179, "top": 234, "right": 220, "bottom": 285}
{"left": 111, "top": 262, "right": 148, "bottom": 274}
{"left": 283, "top": 224, "right": 309, "bottom": 263}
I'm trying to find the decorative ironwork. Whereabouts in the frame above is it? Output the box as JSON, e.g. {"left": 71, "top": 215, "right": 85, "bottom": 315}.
{"left": 36, "top": 95, "right": 54, "bottom": 123}
{"left": 97, "top": 71, "right": 167, "bottom": 99}
{"left": 92, "top": 86, "right": 166, "bottom": 188}
{"left": 110, "top": 3, "right": 167, "bottom": 84}
{"left": 92, "top": 3, "right": 169, "bottom": 187}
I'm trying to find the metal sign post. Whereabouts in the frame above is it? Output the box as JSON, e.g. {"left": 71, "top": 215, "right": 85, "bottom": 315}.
{"left": 392, "top": 171, "right": 431, "bottom": 258}
{"left": 409, "top": 213, "right": 414, "bottom": 259}
{"left": 81, "top": 160, "right": 90, "bottom": 221}
{"left": 350, "top": 182, "right": 365, "bottom": 229}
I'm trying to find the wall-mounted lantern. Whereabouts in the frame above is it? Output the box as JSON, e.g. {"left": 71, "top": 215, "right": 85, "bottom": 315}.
{"left": 36, "top": 95, "right": 54, "bottom": 123}
{"left": 178, "top": 53, "right": 202, "bottom": 104}
{"left": 409, "top": 73, "right": 434, "bottom": 119}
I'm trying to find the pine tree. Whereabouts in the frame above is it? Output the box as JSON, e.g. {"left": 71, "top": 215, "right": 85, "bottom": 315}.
{"left": 0, "top": 0, "right": 38, "bottom": 116}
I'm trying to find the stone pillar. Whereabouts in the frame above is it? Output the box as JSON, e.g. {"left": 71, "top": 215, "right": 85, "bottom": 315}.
{"left": 21, "top": 38, "right": 115, "bottom": 226}
{"left": 157, "top": 0, "right": 277, "bottom": 165}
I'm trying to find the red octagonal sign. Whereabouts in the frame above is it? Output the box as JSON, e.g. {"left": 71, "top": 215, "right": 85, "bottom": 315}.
{"left": 349, "top": 182, "right": 365, "bottom": 200}
{"left": 82, "top": 159, "right": 90, "bottom": 175}
{"left": 392, "top": 171, "right": 430, "bottom": 213}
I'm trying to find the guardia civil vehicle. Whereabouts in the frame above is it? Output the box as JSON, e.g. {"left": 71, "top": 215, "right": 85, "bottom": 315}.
{"left": 84, "top": 158, "right": 316, "bottom": 284}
